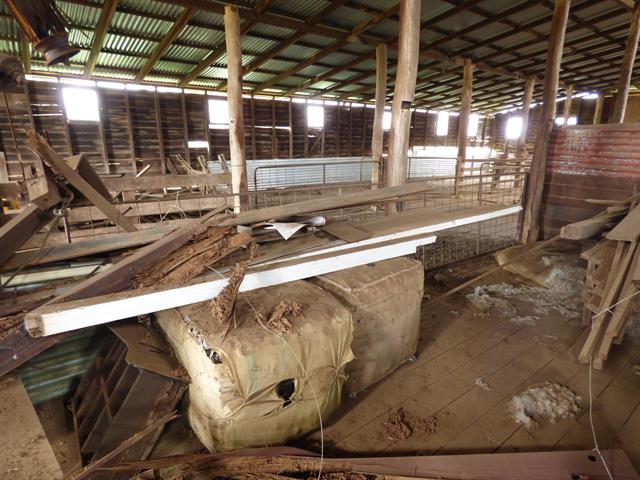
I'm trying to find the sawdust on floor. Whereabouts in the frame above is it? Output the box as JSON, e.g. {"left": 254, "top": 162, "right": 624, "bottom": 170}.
{"left": 383, "top": 407, "right": 438, "bottom": 441}
{"left": 507, "top": 381, "right": 582, "bottom": 429}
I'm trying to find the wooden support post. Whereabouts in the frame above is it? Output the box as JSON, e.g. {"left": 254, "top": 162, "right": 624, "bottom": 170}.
{"left": 517, "top": 76, "right": 535, "bottom": 158}
{"left": 288, "top": 98, "right": 293, "bottom": 158}
{"left": 455, "top": 59, "right": 473, "bottom": 183}
{"left": 386, "top": 0, "right": 421, "bottom": 193}
{"left": 271, "top": 101, "right": 277, "bottom": 158}
{"left": 203, "top": 94, "right": 212, "bottom": 163}
{"left": 593, "top": 93, "right": 604, "bottom": 124}
{"left": 611, "top": 2, "right": 640, "bottom": 123}
{"left": 563, "top": 84, "right": 573, "bottom": 121}
{"left": 154, "top": 91, "right": 166, "bottom": 174}
{"left": 124, "top": 90, "right": 137, "bottom": 175}
{"left": 181, "top": 93, "right": 189, "bottom": 161}
{"left": 522, "top": 0, "right": 570, "bottom": 243}
{"left": 371, "top": 44, "right": 387, "bottom": 188}
{"left": 250, "top": 97, "right": 257, "bottom": 159}
{"left": 224, "top": 5, "right": 248, "bottom": 212}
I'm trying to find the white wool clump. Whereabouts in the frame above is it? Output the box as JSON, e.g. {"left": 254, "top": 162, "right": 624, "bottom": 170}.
{"left": 508, "top": 381, "right": 581, "bottom": 429}
{"left": 510, "top": 315, "right": 538, "bottom": 327}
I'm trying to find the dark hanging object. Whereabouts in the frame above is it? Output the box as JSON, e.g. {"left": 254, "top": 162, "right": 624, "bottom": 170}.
{"left": 0, "top": 53, "right": 24, "bottom": 91}
{"left": 5, "top": 0, "right": 79, "bottom": 66}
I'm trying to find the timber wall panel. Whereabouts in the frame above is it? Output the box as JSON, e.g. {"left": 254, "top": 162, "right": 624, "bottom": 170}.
{"left": 2, "top": 81, "right": 490, "bottom": 181}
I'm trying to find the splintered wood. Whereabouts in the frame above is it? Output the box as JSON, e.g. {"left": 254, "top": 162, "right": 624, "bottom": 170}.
{"left": 569, "top": 199, "right": 640, "bottom": 369}
{"left": 133, "top": 226, "right": 252, "bottom": 288}
{"left": 210, "top": 242, "right": 258, "bottom": 338}
{"left": 262, "top": 300, "right": 304, "bottom": 335}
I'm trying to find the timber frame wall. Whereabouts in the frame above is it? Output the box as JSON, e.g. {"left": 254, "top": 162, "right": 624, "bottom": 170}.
{"left": 0, "top": 80, "right": 491, "bottom": 181}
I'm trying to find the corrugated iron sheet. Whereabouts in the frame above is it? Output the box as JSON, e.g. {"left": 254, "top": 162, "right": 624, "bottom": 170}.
{"left": 541, "top": 124, "right": 640, "bottom": 238}
{"left": 18, "top": 328, "right": 106, "bottom": 405}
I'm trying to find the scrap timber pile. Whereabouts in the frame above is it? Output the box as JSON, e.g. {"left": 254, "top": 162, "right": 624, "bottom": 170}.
{"left": 560, "top": 193, "right": 640, "bottom": 369}
{"left": 0, "top": 136, "right": 525, "bottom": 476}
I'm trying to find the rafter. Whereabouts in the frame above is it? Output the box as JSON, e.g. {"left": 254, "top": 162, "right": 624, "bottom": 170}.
{"left": 84, "top": 0, "right": 120, "bottom": 77}
{"left": 178, "top": 0, "right": 273, "bottom": 87}
{"left": 253, "top": 3, "right": 399, "bottom": 94}
{"left": 136, "top": 7, "right": 195, "bottom": 82}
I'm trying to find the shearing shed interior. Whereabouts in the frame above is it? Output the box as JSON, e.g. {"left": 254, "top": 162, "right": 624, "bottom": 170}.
{"left": 1, "top": 1, "right": 640, "bottom": 479}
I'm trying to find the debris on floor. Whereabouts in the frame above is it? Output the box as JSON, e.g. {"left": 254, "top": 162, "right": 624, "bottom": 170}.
{"left": 261, "top": 300, "right": 304, "bottom": 334}
{"left": 383, "top": 407, "right": 438, "bottom": 441}
{"left": 507, "top": 381, "right": 582, "bottom": 429}
{"left": 475, "top": 377, "right": 492, "bottom": 391}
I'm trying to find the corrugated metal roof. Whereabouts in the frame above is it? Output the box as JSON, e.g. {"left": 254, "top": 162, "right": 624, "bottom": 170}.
{"left": 0, "top": 0, "right": 633, "bottom": 111}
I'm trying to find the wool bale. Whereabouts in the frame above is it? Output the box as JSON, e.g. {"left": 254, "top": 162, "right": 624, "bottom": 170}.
{"left": 311, "top": 257, "right": 423, "bottom": 394}
{"left": 156, "top": 280, "right": 353, "bottom": 451}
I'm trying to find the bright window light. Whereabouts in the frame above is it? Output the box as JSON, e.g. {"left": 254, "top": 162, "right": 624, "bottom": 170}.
{"left": 188, "top": 140, "right": 209, "bottom": 149}
{"left": 436, "top": 111, "right": 449, "bottom": 136}
{"left": 62, "top": 87, "right": 100, "bottom": 122}
{"left": 383, "top": 110, "right": 391, "bottom": 130}
{"left": 556, "top": 116, "right": 577, "bottom": 126}
{"left": 506, "top": 116, "right": 523, "bottom": 139}
{"left": 468, "top": 113, "right": 479, "bottom": 137}
{"left": 307, "top": 105, "right": 324, "bottom": 128}
{"left": 208, "top": 99, "right": 229, "bottom": 126}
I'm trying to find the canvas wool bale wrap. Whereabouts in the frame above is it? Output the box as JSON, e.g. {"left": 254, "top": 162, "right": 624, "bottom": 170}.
{"left": 311, "top": 257, "right": 424, "bottom": 394}
{"left": 156, "top": 281, "right": 354, "bottom": 452}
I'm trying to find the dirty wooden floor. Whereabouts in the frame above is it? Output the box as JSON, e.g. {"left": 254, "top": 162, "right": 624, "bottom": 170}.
{"left": 299, "top": 256, "right": 640, "bottom": 472}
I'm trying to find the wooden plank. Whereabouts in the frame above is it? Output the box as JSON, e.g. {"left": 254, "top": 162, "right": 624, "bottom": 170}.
{"left": 560, "top": 212, "right": 625, "bottom": 240}
{"left": 67, "top": 195, "right": 225, "bottom": 224}
{"left": 101, "top": 173, "right": 231, "bottom": 192}
{"left": 25, "top": 233, "right": 438, "bottom": 336}
{"left": 607, "top": 204, "right": 640, "bottom": 241}
{"left": 1, "top": 227, "right": 171, "bottom": 272}
{"left": 66, "top": 154, "right": 113, "bottom": 200}
{"left": 321, "top": 222, "right": 371, "bottom": 242}
{"left": 218, "top": 178, "right": 447, "bottom": 228}
{"left": 595, "top": 248, "right": 640, "bottom": 366}
{"left": 0, "top": 204, "right": 52, "bottom": 267}
{"left": 0, "top": 375, "right": 63, "bottom": 480}
{"left": 26, "top": 133, "right": 137, "bottom": 233}
{"left": 84, "top": 0, "right": 119, "bottom": 77}
{"left": 579, "top": 241, "right": 637, "bottom": 363}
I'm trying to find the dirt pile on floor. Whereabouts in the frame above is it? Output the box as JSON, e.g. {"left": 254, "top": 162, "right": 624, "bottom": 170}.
{"left": 383, "top": 407, "right": 438, "bottom": 441}
{"left": 507, "top": 381, "right": 581, "bottom": 429}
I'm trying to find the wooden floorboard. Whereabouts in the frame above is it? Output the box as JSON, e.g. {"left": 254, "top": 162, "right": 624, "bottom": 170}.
{"left": 300, "top": 262, "right": 640, "bottom": 473}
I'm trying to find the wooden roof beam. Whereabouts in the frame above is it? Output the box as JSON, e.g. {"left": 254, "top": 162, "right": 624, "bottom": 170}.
{"left": 178, "top": 0, "right": 273, "bottom": 87}
{"left": 135, "top": 7, "right": 195, "bottom": 82}
{"left": 253, "top": 3, "right": 399, "bottom": 94}
{"left": 84, "top": 0, "right": 119, "bottom": 77}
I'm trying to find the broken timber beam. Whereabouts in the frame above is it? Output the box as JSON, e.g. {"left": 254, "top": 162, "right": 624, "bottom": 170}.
{"left": 0, "top": 204, "right": 53, "bottom": 267}
{"left": 26, "top": 132, "right": 137, "bottom": 233}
